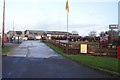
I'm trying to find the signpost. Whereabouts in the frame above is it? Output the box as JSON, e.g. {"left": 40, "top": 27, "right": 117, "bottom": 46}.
{"left": 118, "top": 2, "right": 120, "bottom": 59}
{"left": 109, "top": 24, "right": 118, "bottom": 44}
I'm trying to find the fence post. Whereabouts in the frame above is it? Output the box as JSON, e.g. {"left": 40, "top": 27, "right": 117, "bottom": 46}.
{"left": 79, "top": 44, "right": 81, "bottom": 54}
{"left": 117, "top": 46, "right": 120, "bottom": 59}
{"left": 66, "top": 43, "right": 69, "bottom": 54}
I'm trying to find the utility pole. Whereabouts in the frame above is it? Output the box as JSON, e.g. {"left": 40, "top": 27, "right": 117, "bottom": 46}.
{"left": 12, "top": 21, "right": 15, "bottom": 45}
{"left": 13, "top": 21, "right": 14, "bottom": 36}
{"left": 2, "top": 0, "right": 5, "bottom": 48}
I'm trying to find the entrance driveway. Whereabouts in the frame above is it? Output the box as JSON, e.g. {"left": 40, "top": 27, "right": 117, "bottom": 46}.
{"left": 7, "top": 41, "right": 61, "bottom": 58}
{"left": 3, "top": 40, "right": 113, "bottom": 78}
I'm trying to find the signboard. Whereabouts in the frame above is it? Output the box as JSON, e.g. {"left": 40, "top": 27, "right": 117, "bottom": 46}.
{"left": 80, "top": 44, "right": 87, "bottom": 53}
{"left": 109, "top": 25, "right": 118, "bottom": 29}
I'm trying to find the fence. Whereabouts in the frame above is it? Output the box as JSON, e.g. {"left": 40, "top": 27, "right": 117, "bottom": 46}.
{"left": 42, "top": 40, "right": 117, "bottom": 57}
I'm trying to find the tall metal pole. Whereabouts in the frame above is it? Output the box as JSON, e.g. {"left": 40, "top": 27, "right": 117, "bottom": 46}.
{"left": 118, "top": 1, "right": 120, "bottom": 45}
{"left": 67, "top": 12, "right": 69, "bottom": 42}
{"left": 12, "top": 21, "right": 15, "bottom": 45}
{"left": 66, "top": 0, "right": 69, "bottom": 54}
{"left": 2, "top": 0, "right": 5, "bottom": 48}
{"left": 13, "top": 21, "right": 14, "bottom": 36}
{"left": 111, "top": 29, "right": 113, "bottom": 44}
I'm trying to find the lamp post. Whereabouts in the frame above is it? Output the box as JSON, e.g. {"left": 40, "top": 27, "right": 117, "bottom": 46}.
{"left": 2, "top": 0, "right": 5, "bottom": 48}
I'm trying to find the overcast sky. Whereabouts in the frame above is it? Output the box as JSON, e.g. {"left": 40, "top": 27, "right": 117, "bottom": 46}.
{"left": 0, "top": 0, "right": 119, "bottom": 36}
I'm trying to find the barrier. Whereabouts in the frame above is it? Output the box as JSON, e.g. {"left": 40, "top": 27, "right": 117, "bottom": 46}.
{"left": 42, "top": 40, "right": 117, "bottom": 57}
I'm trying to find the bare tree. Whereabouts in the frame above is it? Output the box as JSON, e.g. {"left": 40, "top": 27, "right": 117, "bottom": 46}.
{"left": 88, "top": 31, "right": 97, "bottom": 37}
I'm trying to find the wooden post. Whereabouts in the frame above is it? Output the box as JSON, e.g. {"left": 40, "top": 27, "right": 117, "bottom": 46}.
{"left": 2, "top": 0, "right": 5, "bottom": 48}
{"left": 117, "top": 46, "right": 120, "bottom": 59}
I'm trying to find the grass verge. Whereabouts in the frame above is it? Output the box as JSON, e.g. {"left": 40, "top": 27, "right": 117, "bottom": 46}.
{"left": 1, "top": 46, "right": 12, "bottom": 55}
{"left": 45, "top": 43, "right": 119, "bottom": 75}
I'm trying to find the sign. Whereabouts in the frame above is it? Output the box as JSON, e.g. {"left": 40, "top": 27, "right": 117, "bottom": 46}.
{"left": 80, "top": 44, "right": 87, "bottom": 53}
{"left": 109, "top": 25, "right": 118, "bottom": 29}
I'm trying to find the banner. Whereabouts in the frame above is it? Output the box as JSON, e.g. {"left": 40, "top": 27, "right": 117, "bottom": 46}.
{"left": 66, "top": 0, "right": 69, "bottom": 12}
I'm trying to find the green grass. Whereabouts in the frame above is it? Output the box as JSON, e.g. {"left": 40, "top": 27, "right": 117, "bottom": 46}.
{"left": 66, "top": 55, "right": 118, "bottom": 72}
{"left": 70, "top": 41, "right": 98, "bottom": 44}
{"left": 0, "top": 47, "right": 1, "bottom": 54}
{"left": 2, "top": 46, "right": 12, "bottom": 54}
{"left": 45, "top": 43, "right": 119, "bottom": 73}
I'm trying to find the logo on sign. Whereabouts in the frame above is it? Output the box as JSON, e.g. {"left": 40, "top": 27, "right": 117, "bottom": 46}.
{"left": 109, "top": 25, "right": 118, "bottom": 29}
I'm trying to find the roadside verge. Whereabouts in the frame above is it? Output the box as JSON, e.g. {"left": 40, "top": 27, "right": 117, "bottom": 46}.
{"left": 44, "top": 42, "right": 120, "bottom": 78}
{"left": 2, "top": 43, "right": 20, "bottom": 55}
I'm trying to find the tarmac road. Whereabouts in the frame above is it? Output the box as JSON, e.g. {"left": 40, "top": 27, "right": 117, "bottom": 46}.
{"left": 2, "top": 40, "right": 113, "bottom": 78}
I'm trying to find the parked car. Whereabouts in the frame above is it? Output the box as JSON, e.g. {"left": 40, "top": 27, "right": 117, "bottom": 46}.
{"left": 36, "top": 36, "right": 41, "bottom": 40}
{"left": 28, "top": 37, "right": 35, "bottom": 40}
{"left": 14, "top": 36, "right": 22, "bottom": 44}
{"left": 41, "top": 37, "right": 46, "bottom": 40}
{"left": 23, "top": 37, "right": 28, "bottom": 41}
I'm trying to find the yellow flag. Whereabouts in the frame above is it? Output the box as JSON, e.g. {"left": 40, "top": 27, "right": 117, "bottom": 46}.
{"left": 66, "top": 0, "right": 69, "bottom": 12}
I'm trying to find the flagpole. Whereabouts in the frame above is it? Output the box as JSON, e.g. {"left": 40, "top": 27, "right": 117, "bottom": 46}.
{"left": 2, "top": 0, "right": 5, "bottom": 48}
{"left": 67, "top": 11, "right": 69, "bottom": 42}
{"left": 66, "top": 0, "right": 69, "bottom": 42}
